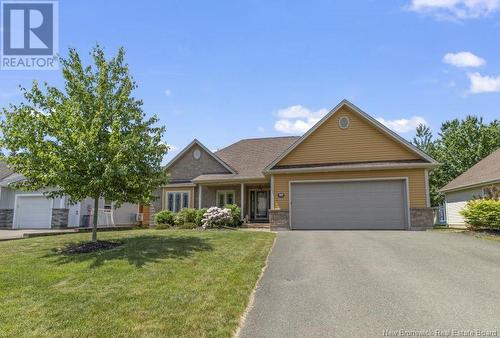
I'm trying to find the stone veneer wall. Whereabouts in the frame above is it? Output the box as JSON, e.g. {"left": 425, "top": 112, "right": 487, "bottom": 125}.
{"left": 51, "top": 208, "right": 69, "bottom": 229}
{"left": 270, "top": 208, "right": 434, "bottom": 231}
{"left": 0, "top": 209, "right": 14, "bottom": 228}
{"left": 410, "top": 208, "right": 434, "bottom": 230}
{"left": 269, "top": 210, "right": 289, "bottom": 230}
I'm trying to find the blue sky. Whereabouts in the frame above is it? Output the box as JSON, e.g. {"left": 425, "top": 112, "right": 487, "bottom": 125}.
{"left": 1, "top": 0, "right": 500, "bottom": 162}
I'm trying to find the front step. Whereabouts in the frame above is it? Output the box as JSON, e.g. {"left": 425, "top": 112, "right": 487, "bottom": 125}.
{"left": 241, "top": 223, "right": 270, "bottom": 229}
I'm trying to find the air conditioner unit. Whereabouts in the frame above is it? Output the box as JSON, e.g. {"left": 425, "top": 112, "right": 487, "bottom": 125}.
{"left": 136, "top": 213, "right": 144, "bottom": 222}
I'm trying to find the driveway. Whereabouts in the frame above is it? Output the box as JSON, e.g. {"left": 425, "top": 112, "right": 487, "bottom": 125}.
{"left": 238, "top": 231, "right": 500, "bottom": 338}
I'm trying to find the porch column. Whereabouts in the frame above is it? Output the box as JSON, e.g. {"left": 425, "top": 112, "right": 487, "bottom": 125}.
{"left": 240, "top": 183, "right": 244, "bottom": 220}
{"left": 270, "top": 175, "right": 274, "bottom": 210}
{"left": 198, "top": 185, "right": 202, "bottom": 209}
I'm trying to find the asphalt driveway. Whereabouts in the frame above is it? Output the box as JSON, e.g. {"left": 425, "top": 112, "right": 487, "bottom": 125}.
{"left": 238, "top": 231, "right": 500, "bottom": 338}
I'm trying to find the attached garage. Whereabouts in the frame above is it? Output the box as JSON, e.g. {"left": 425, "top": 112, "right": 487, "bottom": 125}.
{"left": 14, "top": 195, "right": 52, "bottom": 229}
{"left": 290, "top": 179, "right": 409, "bottom": 230}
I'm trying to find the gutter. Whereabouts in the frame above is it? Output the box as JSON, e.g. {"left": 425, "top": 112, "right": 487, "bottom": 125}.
{"left": 263, "top": 162, "right": 439, "bottom": 175}
{"left": 440, "top": 178, "right": 500, "bottom": 194}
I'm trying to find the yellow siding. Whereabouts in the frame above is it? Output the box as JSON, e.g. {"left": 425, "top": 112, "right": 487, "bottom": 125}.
{"left": 272, "top": 169, "right": 427, "bottom": 210}
{"left": 162, "top": 186, "right": 195, "bottom": 209}
{"left": 277, "top": 106, "right": 420, "bottom": 166}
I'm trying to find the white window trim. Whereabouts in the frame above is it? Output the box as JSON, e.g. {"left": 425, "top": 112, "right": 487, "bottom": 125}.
{"left": 166, "top": 190, "right": 191, "bottom": 212}
{"left": 216, "top": 190, "right": 235, "bottom": 207}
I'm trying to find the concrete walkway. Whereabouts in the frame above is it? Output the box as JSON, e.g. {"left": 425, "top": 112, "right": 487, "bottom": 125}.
{"left": 0, "top": 229, "right": 77, "bottom": 240}
{"left": 238, "top": 231, "right": 500, "bottom": 338}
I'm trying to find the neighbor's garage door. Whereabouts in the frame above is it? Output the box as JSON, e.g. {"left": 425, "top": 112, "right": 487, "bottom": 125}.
{"left": 290, "top": 180, "right": 408, "bottom": 230}
{"left": 15, "top": 196, "right": 52, "bottom": 229}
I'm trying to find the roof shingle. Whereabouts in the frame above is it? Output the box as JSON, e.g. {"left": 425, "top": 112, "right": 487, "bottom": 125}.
{"left": 0, "top": 161, "right": 13, "bottom": 181}
{"left": 441, "top": 148, "right": 500, "bottom": 192}
{"left": 192, "top": 136, "right": 299, "bottom": 182}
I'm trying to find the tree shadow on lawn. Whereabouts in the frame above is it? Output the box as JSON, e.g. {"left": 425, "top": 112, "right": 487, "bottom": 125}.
{"left": 46, "top": 235, "right": 213, "bottom": 268}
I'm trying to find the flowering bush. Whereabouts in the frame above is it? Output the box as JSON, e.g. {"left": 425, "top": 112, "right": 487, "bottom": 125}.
{"left": 202, "top": 207, "right": 232, "bottom": 229}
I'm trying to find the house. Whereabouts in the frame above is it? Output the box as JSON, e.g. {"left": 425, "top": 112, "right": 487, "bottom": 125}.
{"left": 159, "top": 99, "right": 438, "bottom": 230}
{"left": 440, "top": 148, "right": 500, "bottom": 227}
{"left": 0, "top": 164, "right": 140, "bottom": 229}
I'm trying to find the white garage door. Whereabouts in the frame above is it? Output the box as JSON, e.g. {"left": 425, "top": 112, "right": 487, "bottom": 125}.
{"left": 15, "top": 196, "right": 52, "bottom": 229}
{"left": 290, "top": 180, "right": 408, "bottom": 230}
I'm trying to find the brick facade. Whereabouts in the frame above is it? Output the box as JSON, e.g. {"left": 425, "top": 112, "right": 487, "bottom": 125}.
{"left": 410, "top": 207, "right": 434, "bottom": 230}
{"left": 51, "top": 208, "right": 69, "bottom": 228}
{"left": 0, "top": 209, "right": 13, "bottom": 228}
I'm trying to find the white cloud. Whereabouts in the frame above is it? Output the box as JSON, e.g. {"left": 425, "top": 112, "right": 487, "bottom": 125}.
{"left": 443, "top": 51, "right": 485, "bottom": 67}
{"left": 164, "top": 89, "right": 172, "bottom": 96}
{"left": 408, "top": 0, "right": 500, "bottom": 20}
{"left": 257, "top": 126, "right": 265, "bottom": 132}
{"left": 376, "top": 116, "right": 428, "bottom": 133}
{"left": 160, "top": 141, "right": 178, "bottom": 151}
{"left": 167, "top": 144, "right": 178, "bottom": 151}
{"left": 274, "top": 105, "right": 328, "bottom": 134}
{"left": 468, "top": 72, "right": 500, "bottom": 93}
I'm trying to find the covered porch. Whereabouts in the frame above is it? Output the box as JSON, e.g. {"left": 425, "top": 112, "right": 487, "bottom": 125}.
{"left": 197, "top": 182, "right": 271, "bottom": 223}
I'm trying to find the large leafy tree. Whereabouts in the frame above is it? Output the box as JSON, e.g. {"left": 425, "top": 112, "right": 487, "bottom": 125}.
{"left": 0, "top": 46, "right": 168, "bottom": 241}
{"left": 413, "top": 116, "right": 500, "bottom": 206}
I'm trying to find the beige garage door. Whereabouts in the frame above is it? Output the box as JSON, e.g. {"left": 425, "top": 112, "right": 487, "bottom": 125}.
{"left": 290, "top": 180, "right": 408, "bottom": 230}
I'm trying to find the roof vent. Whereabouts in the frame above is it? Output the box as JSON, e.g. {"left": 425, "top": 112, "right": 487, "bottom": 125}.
{"left": 339, "top": 116, "right": 350, "bottom": 129}
{"left": 193, "top": 149, "right": 201, "bottom": 159}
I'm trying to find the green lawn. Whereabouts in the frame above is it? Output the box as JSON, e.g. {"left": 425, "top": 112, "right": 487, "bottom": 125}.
{"left": 433, "top": 228, "right": 500, "bottom": 243}
{"left": 0, "top": 229, "right": 275, "bottom": 338}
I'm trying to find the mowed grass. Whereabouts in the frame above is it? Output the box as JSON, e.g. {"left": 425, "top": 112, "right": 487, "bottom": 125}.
{"left": 0, "top": 229, "right": 275, "bottom": 338}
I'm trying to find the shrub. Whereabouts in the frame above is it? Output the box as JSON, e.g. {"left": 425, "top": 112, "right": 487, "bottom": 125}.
{"left": 195, "top": 208, "right": 208, "bottom": 226}
{"left": 202, "top": 207, "right": 232, "bottom": 229}
{"left": 224, "top": 204, "right": 241, "bottom": 227}
{"left": 155, "top": 210, "right": 175, "bottom": 226}
{"left": 177, "top": 208, "right": 197, "bottom": 224}
{"left": 173, "top": 213, "right": 184, "bottom": 226}
{"left": 460, "top": 199, "right": 500, "bottom": 230}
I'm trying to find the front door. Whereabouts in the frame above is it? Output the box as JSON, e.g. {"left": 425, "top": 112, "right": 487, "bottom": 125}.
{"left": 250, "top": 190, "right": 269, "bottom": 220}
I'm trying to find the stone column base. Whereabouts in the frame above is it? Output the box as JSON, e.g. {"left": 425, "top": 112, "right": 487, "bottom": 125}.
{"left": 0, "top": 209, "right": 14, "bottom": 228}
{"left": 410, "top": 208, "right": 434, "bottom": 230}
{"left": 51, "top": 208, "right": 69, "bottom": 228}
{"left": 269, "top": 210, "right": 290, "bottom": 231}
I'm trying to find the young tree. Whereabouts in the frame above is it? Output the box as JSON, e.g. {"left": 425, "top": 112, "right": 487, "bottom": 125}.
{"left": 412, "top": 116, "right": 500, "bottom": 206}
{"left": 0, "top": 46, "right": 168, "bottom": 241}
{"left": 413, "top": 124, "right": 433, "bottom": 153}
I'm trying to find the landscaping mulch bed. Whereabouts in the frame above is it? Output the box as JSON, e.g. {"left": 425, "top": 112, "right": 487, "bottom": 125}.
{"left": 56, "top": 240, "right": 123, "bottom": 254}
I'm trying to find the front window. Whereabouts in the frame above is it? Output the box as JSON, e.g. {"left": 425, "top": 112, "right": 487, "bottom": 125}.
{"left": 167, "top": 191, "right": 190, "bottom": 212}
{"left": 216, "top": 190, "right": 235, "bottom": 208}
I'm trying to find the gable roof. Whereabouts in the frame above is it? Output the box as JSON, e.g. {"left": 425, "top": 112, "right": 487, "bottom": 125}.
{"left": 0, "top": 161, "right": 13, "bottom": 181}
{"left": 264, "top": 99, "right": 438, "bottom": 172}
{"left": 164, "top": 139, "right": 237, "bottom": 174}
{"left": 192, "top": 136, "right": 299, "bottom": 182}
{"left": 440, "top": 148, "right": 500, "bottom": 193}
{"left": 0, "top": 172, "right": 25, "bottom": 187}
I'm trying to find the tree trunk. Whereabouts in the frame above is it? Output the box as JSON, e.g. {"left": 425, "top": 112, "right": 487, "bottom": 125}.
{"left": 92, "top": 196, "right": 99, "bottom": 242}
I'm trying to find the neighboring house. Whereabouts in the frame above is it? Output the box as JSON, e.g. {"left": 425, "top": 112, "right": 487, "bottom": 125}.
{"left": 0, "top": 164, "right": 140, "bottom": 229}
{"left": 440, "top": 148, "right": 500, "bottom": 227}
{"left": 161, "top": 99, "right": 438, "bottom": 230}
